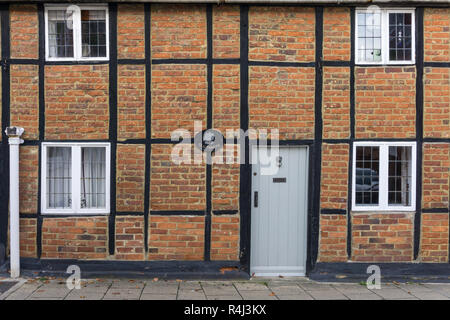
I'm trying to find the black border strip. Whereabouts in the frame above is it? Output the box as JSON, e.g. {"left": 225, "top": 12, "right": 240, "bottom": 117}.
{"left": 150, "top": 210, "right": 206, "bottom": 216}
{"left": 321, "top": 209, "right": 347, "bottom": 215}
{"left": 204, "top": 4, "right": 213, "bottom": 262}
{"left": 347, "top": 6, "right": 356, "bottom": 260}
{"left": 0, "top": 4, "right": 10, "bottom": 257}
{"left": 213, "top": 210, "right": 239, "bottom": 216}
{"left": 108, "top": 3, "right": 118, "bottom": 256}
{"left": 414, "top": 7, "right": 424, "bottom": 261}
{"left": 144, "top": 2, "right": 151, "bottom": 255}
{"left": 238, "top": 4, "right": 250, "bottom": 272}
{"left": 308, "top": 6, "right": 323, "bottom": 273}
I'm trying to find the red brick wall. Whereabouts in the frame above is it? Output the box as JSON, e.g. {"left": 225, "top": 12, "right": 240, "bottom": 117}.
{"left": 319, "top": 215, "right": 347, "bottom": 262}
{"left": 422, "top": 143, "right": 450, "bottom": 209}
{"left": 116, "top": 144, "right": 146, "bottom": 213}
{"left": 151, "top": 64, "right": 207, "bottom": 138}
{"left": 424, "top": 67, "right": 450, "bottom": 138}
{"left": 213, "top": 64, "right": 240, "bottom": 137}
{"left": 150, "top": 144, "right": 206, "bottom": 211}
{"left": 351, "top": 213, "right": 414, "bottom": 262}
{"left": 323, "top": 7, "right": 351, "bottom": 61}
{"left": 249, "top": 66, "right": 315, "bottom": 140}
{"left": 10, "top": 4, "right": 38, "bottom": 59}
{"left": 355, "top": 67, "right": 416, "bottom": 139}
{"left": 19, "top": 146, "right": 39, "bottom": 214}
{"left": 420, "top": 213, "right": 449, "bottom": 263}
{"left": 151, "top": 4, "right": 206, "bottom": 59}
{"left": 322, "top": 67, "right": 350, "bottom": 139}
{"left": 41, "top": 217, "right": 108, "bottom": 259}
{"left": 10, "top": 64, "right": 39, "bottom": 140}
{"left": 118, "top": 64, "right": 146, "bottom": 140}
{"left": 211, "top": 215, "right": 240, "bottom": 261}
{"left": 20, "top": 218, "right": 37, "bottom": 258}
{"left": 149, "top": 216, "right": 204, "bottom": 260}
{"left": 249, "top": 7, "right": 315, "bottom": 62}
{"left": 45, "top": 65, "right": 109, "bottom": 140}
{"left": 115, "top": 216, "right": 145, "bottom": 260}
{"left": 320, "top": 143, "right": 349, "bottom": 210}
{"left": 213, "top": 5, "right": 240, "bottom": 59}
{"left": 117, "top": 4, "right": 145, "bottom": 60}
{"left": 424, "top": 8, "right": 450, "bottom": 62}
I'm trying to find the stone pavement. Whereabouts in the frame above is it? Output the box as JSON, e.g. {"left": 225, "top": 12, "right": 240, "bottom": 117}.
{"left": 1, "top": 277, "right": 450, "bottom": 300}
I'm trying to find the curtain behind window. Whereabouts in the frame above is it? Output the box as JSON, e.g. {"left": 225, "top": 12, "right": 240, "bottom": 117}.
{"left": 81, "top": 147, "right": 106, "bottom": 209}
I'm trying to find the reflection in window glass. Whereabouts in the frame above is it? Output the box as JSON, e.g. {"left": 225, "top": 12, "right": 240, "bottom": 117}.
{"left": 355, "top": 147, "right": 380, "bottom": 205}
{"left": 47, "top": 147, "right": 72, "bottom": 209}
{"left": 81, "top": 147, "right": 106, "bottom": 209}
{"left": 81, "top": 10, "right": 107, "bottom": 58}
{"left": 47, "top": 10, "right": 74, "bottom": 58}
{"left": 389, "top": 13, "right": 412, "bottom": 61}
{"left": 388, "top": 146, "right": 412, "bottom": 206}
{"left": 357, "top": 12, "right": 382, "bottom": 62}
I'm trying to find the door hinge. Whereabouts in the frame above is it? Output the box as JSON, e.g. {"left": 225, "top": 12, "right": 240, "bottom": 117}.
{"left": 1, "top": 58, "right": 8, "bottom": 71}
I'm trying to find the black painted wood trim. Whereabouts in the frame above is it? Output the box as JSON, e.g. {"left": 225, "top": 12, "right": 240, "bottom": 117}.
{"left": 321, "top": 209, "right": 347, "bottom": 215}
{"left": 144, "top": 2, "right": 151, "bottom": 254}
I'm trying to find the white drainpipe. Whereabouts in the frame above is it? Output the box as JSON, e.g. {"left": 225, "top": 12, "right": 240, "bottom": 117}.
{"left": 5, "top": 127, "right": 24, "bottom": 278}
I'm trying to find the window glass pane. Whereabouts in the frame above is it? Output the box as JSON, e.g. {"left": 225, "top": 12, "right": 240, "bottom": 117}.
{"left": 81, "top": 147, "right": 106, "bottom": 209}
{"left": 388, "top": 146, "right": 412, "bottom": 206}
{"left": 357, "top": 11, "right": 382, "bottom": 62}
{"left": 81, "top": 10, "right": 107, "bottom": 58}
{"left": 47, "top": 147, "right": 72, "bottom": 209}
{"left": 47, "top": 10, "right": 74, "bottom": 58}
{"left": 388, "top": 13, "right": 413, "bottom": 61}
{"left": 355, "top": 146, "right": 379, "bottom": 206}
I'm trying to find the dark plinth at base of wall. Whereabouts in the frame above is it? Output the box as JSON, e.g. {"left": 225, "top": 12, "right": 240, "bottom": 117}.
{"left": 310, "top": 262, "right": 450, "bottom": 283}
{"left": 0, "top": 258, "right": 249, "bottom": 280}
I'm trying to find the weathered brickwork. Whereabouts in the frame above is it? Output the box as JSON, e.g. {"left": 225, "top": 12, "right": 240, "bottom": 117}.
{"left": 213, "top": 5, "right": 240, "bottom": 59}
{"left": 115, "top": 216, "right": 145, "bottom": 260}
{"left": 41, "top": 217, "right": 108, "bottom": 259}
{"left": 322, "top": 67, "right": 350, "bottom": 139}
{"left": 117, "top": 4, "right": 146, "bottom": 59}
{"left": 45, "top": 65, "right": 109, "bottom": 140}
{"left": 149, "top": 216, "right": 205, "bottom": 260}
{"left": 424, "top": 8, "right": 450, "bottom": 62}
{"left": 422, "top": 143, "right": 450, "bottom": 209}
{"left": 319, "top": 215, "right": 347, "bottom": 262}
{"left": 118, "top": 64, "right": 146, "bottom": 140}
{"left": 320, "top": 144, "right": 349, "bottom": 210}
{"left": 213, "top": 64, "right": 240, "bottom": 137}
{"left": 424, "top": 67, "right": 450, "bottom": 138}
{"left": 249, "top": 66, "right": 315, "bottom": 140}
{"left": 351, "top": 213, "right": 414, "bottom": 262}
{"left": 211, "top": 215, "right": 240, "bottom": 261}
{"left": 355, "top": 67, "right": 416, "bottom": 139}
{"left": 10, "top": 64, "right": 39, "bottom": 140}
{"left": 116, "top": 144, "right": 146, "bottom": 213}
{"left": 151, "top": 4, "right": 207, "bottom": 59}
{"left": 19, "top": 146, "right": 38, "bottom": 214}
{"left": 151, "top": 64, "right": 207, "bottom": 139}
{"left": 20, "top": 218, "right": 37, "bottom": 258}
{"left": 420, "top": 213, "right": 449, "bottom": 263}
{"left": 150, "top": 144, "right": 206, "bottom": 211}
{"left": 323, "top": 7, "right": 351, "bottom": 61}
{"left": 212, "top": 145, "right": 240, "bottom": 212}
{"left": 10, "top": 4, "right": 38, "bottom": 59}
{"left": 249, "top": 7, "right": 315, "bottom": 62}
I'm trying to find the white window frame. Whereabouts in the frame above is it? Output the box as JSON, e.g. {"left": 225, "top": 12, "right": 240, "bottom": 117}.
{"left": 44, "top": 4, "right": 110, "bottom": 62}
{"left": 352, "top": 141, "right": 416, "bottom": 212}
{"left": 41, "top": 142, "right": 111, "bottom": 215}
{"left": 355, "top": 8, "right": 415, "bottom": 65}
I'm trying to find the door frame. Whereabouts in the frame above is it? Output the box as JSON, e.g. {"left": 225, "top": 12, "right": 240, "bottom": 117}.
{"left": 245, "top": 144, "right": 315, "bottom": 277}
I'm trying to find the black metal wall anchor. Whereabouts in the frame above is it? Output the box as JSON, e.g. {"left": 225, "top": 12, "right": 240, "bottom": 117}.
{"left": 0, "top": 58, "right": 8, "bottom": 71}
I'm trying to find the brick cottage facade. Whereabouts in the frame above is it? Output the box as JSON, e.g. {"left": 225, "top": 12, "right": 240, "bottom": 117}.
{"left": 0, "top": 1, "right": 449, "bottom": 277}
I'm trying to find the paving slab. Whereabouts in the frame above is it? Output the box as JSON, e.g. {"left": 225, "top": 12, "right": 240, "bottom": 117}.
{"left": 110, "top": 279, "right": 145, "bottom": 289}
{"left": 306, "top": 289, "right": 349, "bottom": 300}
{"left": 177, "top": 289, "right": 207, "bottom": 300}
{"left": 140, "top": 293, "right": 177, "bottom": 300}
{"left": 103, "top": 288, "right": 142, "bottom": 300}
{"left": 143, "top": 281, "right": 179, "bottom": 295}
{"left": 239, "top": 291, "right": 278, "bottom": 300}
{"left": 201, "top": 283, "right": 240, "bottom": 296}
{"left": 370, "top": 287, "right": 415, "bottom": 300}
{"left": 206, "top": 295, "right": 243, "bottom": 300}
{"left": 234, "top": 282, "right": 270, "bottom": 291}
{"left": 28, "top": 287, "right": 72, "bottom": 299}
{"left": 65, "top": 291, "right": 107, "bottom": 300}
{"left": 268, "top": 285, "right": 305, "bottom": 295}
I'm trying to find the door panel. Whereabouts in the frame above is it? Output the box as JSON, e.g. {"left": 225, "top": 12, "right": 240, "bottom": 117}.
{"left": 250, "top": 146, "right": 309, "bottom": 276}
